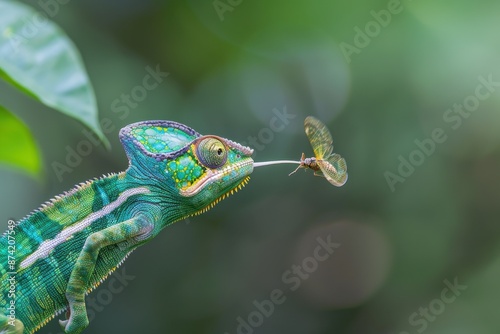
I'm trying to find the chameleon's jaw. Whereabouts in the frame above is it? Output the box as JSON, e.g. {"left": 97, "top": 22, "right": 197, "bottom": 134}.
{"left": 189, "top": 175, "right": 251, "bottom": 216}
{"left": 179, "top": 157, "right": 254, "bottom": 197}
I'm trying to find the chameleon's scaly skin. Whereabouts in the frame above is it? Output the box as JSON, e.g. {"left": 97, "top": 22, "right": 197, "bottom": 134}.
{"left": 0, "top": 120, "right": 254, "bottom": 334}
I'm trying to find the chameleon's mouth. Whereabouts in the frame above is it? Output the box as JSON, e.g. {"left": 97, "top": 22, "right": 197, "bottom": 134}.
{"left": 179, "top": 158, "right": 254, "bottom": 197}
{"left": 190, "top": 175, "right": 251, "bottom": 216}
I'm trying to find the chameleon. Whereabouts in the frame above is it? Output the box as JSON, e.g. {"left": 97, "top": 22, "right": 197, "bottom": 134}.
{"left": 0, "top": 120, "right": 254, "bottom": 334}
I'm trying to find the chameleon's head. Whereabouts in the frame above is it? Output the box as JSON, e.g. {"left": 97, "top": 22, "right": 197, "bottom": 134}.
{"left": 119, "top": 120, "right": 254, "bottom": 216}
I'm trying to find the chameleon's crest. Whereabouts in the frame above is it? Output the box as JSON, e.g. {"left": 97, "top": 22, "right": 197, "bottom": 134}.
{"left": 119, "top": 120, "right": 201, "bottom": 162}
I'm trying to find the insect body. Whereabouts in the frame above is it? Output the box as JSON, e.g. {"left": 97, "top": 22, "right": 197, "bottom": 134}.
{"left": 289, "top": 152, "right": 319, "bottom": 174}
{"left": 289, "top": 116, "right": 348, "bottom": 187}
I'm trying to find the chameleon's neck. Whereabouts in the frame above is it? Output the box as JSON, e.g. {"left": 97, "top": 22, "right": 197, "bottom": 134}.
{"left": 122, "top": 164, "right": 190, "bottom": 226}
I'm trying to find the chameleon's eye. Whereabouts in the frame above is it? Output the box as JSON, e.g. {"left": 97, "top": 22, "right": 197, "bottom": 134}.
{"left": 196, "top": 137, "right": 228, "bottom": 169}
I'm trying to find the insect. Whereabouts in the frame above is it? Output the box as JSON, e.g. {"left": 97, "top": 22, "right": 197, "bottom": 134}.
{"left": 253, "top": 116, "right": 347, "bottom": 187}
{"left": 288, "top": 116, "right": 348, "bottom": 186}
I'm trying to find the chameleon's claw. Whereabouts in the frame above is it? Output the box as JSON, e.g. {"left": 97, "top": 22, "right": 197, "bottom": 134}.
{"left": 58, "top": 299, "right": 88, "bottom": 334}
{"left": 59, "top": 319, "right": 69, "bottom": 330}
{"left": 59, "top": 315, "right": 87, "bottom": 334}
{"left": 0, "top": 314, "right": 24, "bottom": 334}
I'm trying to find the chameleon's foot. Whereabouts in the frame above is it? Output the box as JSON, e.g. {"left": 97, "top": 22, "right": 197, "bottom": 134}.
{"left": 59, "top": 319, "right": 69, "bottom": 330}
{"left": 59, "top": 298, "right": 89, "bottom": 334}
{"left": 0, "top": 313, "right": 24, "bottom": 334}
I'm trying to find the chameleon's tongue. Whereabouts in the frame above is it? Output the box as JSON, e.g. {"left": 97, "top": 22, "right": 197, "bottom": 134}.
{"left": 253, "top": 160, "right": 301, "bottom": 168}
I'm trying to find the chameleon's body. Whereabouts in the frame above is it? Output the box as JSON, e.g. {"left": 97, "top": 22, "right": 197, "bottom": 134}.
{"left": 0, "top": 120, "right": 254, "bottom": 334}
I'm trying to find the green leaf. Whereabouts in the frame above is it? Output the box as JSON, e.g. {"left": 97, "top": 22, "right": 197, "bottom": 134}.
{"left": 0, "top": 105, "right": 41, "bottom": 176}
{"left": 0, "top": 0, "right": 109, "bottom": 147}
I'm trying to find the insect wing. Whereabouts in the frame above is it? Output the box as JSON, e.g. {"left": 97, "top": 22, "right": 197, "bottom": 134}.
{"left": 304, "top": 116, "right": 333, "bottom": 159}
{"left": 317, "top": 153, "right": 348, "bottom": 186}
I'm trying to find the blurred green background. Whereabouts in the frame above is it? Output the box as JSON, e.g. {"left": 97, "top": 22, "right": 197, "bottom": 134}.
{"left": 2, "top": 0, "right": 500, "bottom": 333}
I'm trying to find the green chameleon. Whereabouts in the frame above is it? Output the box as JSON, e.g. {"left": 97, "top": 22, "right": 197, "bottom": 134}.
{"left": 0, "top": 120, "right": 254, "bottom": 334}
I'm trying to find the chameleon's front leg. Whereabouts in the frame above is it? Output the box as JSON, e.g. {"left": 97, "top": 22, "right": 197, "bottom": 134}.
{"left": 0, "top": 313, "right": 24, "bottom": 334}
{"left": 59, "top": 214, "right": 154, "bottom": 334}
